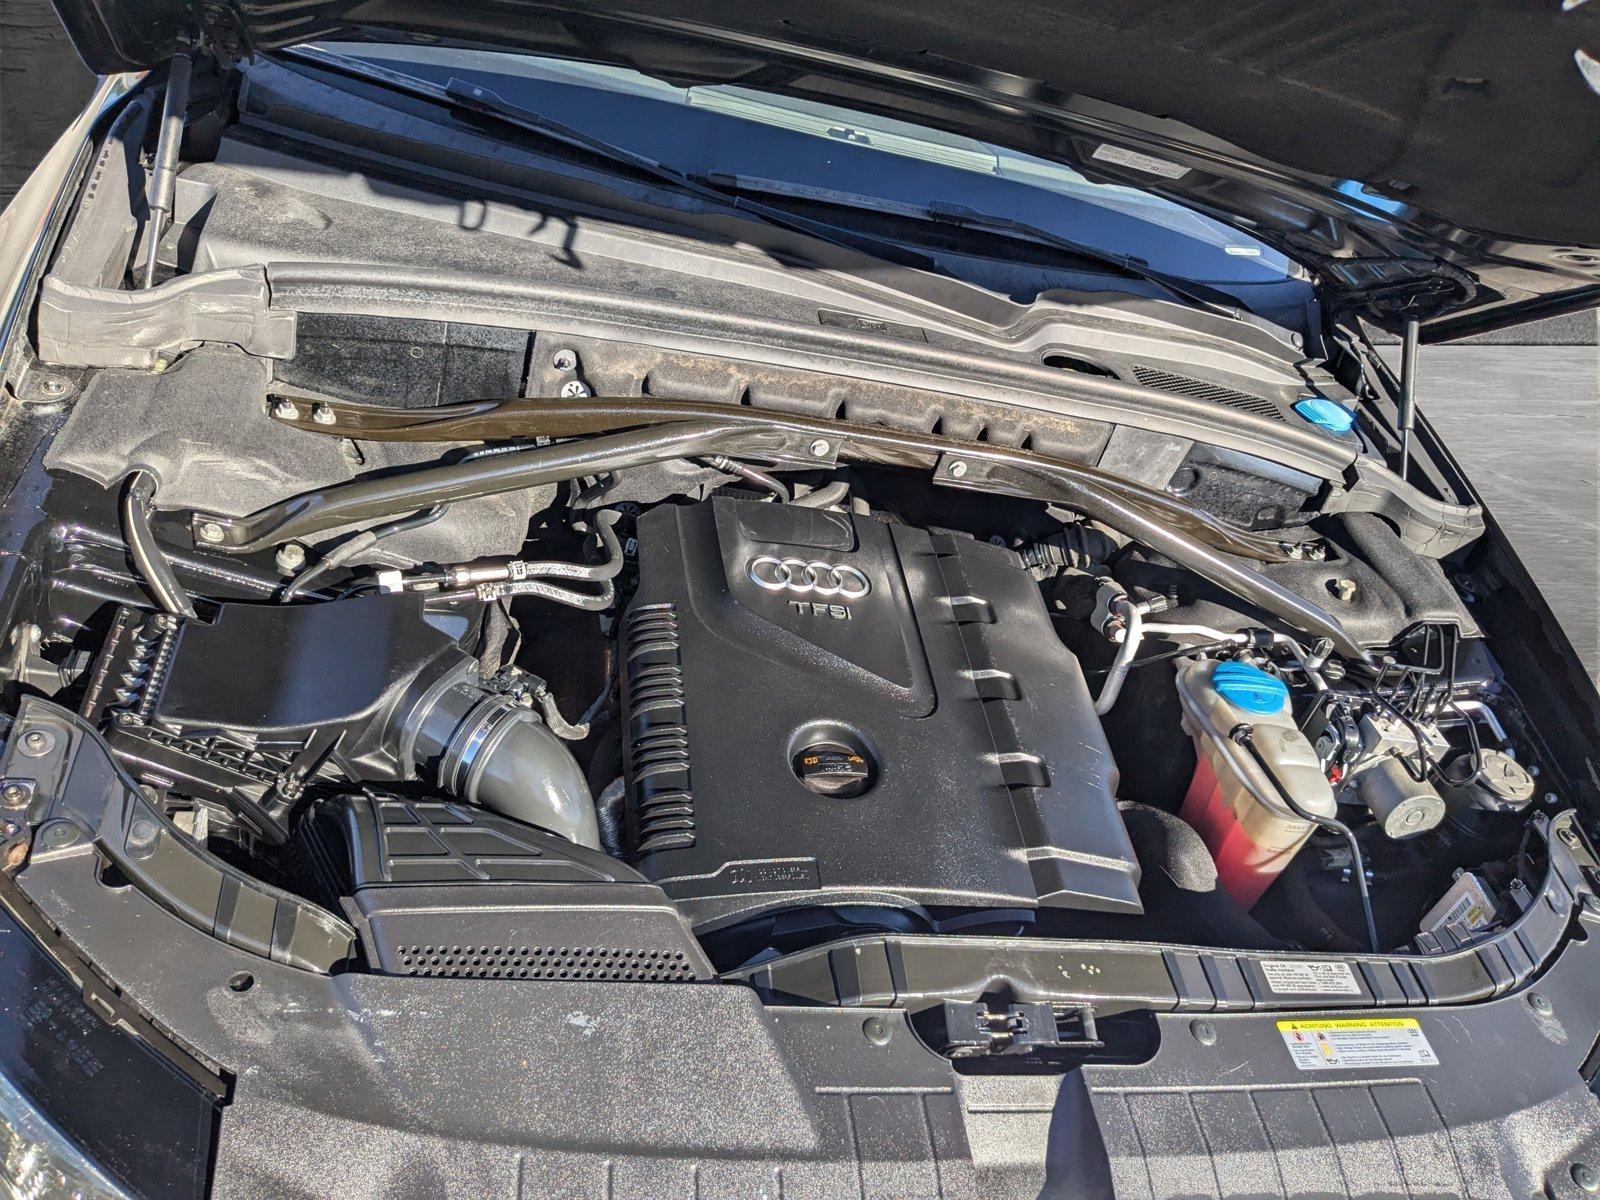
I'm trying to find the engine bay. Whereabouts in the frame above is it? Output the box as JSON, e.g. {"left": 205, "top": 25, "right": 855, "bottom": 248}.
{"left": 0, "top": 49, "right": 1589, "bottom": 1059}
{"left": 0, "top": 372, "right": 1562, "bottom": 989}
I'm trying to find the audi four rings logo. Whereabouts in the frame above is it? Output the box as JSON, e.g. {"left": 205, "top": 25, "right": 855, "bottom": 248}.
{"left": 747, "top": 556, "right": 870, "bottom": 600}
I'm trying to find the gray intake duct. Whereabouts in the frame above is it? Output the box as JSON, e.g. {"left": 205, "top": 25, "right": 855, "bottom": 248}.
{"left": 397, "top": 660, "right": 599, "bottom": 849}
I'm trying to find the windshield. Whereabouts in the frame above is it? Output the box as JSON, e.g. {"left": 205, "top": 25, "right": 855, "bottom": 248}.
{"left": 308, "top": 43, "right": 1305, "bottom": 307}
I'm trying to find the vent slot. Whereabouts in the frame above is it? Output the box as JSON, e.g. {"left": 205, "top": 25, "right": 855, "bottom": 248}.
{"left": 624, "top": 604, "right": 696, "bottom": 853}
{"left": 395, "top": 943, "right": 697, "bottom": 981}
{"left": 1131, "top": 365, "right": 1286, "bottom": 422}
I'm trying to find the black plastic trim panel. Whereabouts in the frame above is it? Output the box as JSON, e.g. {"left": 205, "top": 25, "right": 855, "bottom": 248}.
{"left": 731, "top": 810, "right": 1592, "bottom": 1015}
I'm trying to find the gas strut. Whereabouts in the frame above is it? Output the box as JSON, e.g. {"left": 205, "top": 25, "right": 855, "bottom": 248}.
{"left": 140, "top": 53, "right": 192, "bottom": 289}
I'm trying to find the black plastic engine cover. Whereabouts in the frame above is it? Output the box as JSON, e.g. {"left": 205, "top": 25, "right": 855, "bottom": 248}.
{"left": 622, "top": 497, "right": 1141, "bottom": 931}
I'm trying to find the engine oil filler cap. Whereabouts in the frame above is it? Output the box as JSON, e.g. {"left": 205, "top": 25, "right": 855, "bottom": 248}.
{"left": 1293, "top": 397, "right": 1355, "bottom": 435}
{"left": 1211, "top": 662, "right": 1289, "bottom": 714}
{"left": 793, "top": 743, "right": 873, "bottom": 798}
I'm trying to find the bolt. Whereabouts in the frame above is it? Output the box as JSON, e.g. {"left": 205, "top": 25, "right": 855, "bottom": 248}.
{"left": 1, "top": 822, "right": 17, "bottom": 839}
{"left": 948, "top": 459, "right": 969, "bottom": 479}
{"left": 1581, "top": 893, "right": 1600, "bottom": 917}
{"left": 0, "top": 784, "right": 28, "bottom": 808}
{"left": 809, "top": 438, "right": 832, "bottom": 458}
{"left": 38, "top": 377, "right": 67, "bottom": 397}
{"left": 311, "top": 403, "right": 337, "bottom": 426}
{"left": 275, "top": 543, "right": 308, "bottom": 574}
{"left": 551, "top": 350, "right": 577, "bottom": 372}
{"left": 1548, "top": 793, "right": 1562, "bottom": 807}
{"left": 1190, "top": 1019, "right": 1217, "bottom": 1046}
{"left": 270, "top": 398, "right": 301, "bottom": 421}
{"left": 196, "top": 521, "right": 226, "bottom": 545}
{"left": 1330, "top": 578, "right": 1358, "bottom": 603}
{"left": 1574, "top": 1163, "right": 1600, "bottom": 1194}
{"left": 153, "top": 612, "right": 178, "bottom": 633}
{"left": 862, "top": 1015, "right": 892, "bottom": 1046}
{"left": 1528, "top": 992, "right": 1553, "bottom": 1016}
{"left": 18, "top": 729, "right": 53, "bottom": 757}
{"left": 114, "top": 710, "right": 138, "bottom": 727}
{"left": 559, "top": 380, "right": 592, "bottom": 399}
{"left": 126, "top": 819, "right": 159, "bottom": 857}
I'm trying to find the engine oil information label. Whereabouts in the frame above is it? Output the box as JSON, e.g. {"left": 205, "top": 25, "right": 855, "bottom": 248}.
{"left": 1277, "top": 1018, "right": 1439, "bottom": 1071}
{"left": 1090, "top": 143, "right": 1190, "bottom": 179}
{"left": 1260, "top": 959, "right": 1361, "bottom": 996}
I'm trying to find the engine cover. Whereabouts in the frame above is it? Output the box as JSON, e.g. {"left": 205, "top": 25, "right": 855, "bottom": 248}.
{"left": 622, "top": 497, "right": 1141, "bottom": 931}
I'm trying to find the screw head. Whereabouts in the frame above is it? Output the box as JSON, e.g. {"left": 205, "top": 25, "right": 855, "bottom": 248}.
{"left": 559, "top": 380, "right": 592, "bottom": 399}
{"left": 18, "top": 729, "right": 53, "bottom": 757}
{"left": 196, "top": 521, "right": 226, "bottom": 544}
{"left": 270, "top": 398, "right": 301, "bottom": 421}
{"left": 228, "top": 971, "right": 255, "bottom": 993}
{"left": 0, "top": 784, "right": 28, "bottom": 808}
{"left": 862, "top": 1015, "right": 892, "bottom": 1046}
{"left": 948, "top": 459, "right": 969, "bottom": 479}
{"left": 551, "top": 350, "right": 577, "bottom": 372}
{"left": 1529, "top": 992, "right": 1554, "bottom": 1016}
{"left": 1190, "top": 1019, "right": 1218, "bottom": 1046}
{"left": 275, "top": 543, "right": 308, "bottom": 574}
{"left": 809, "top": 438, "right": 831, "bottom": 458}
{"left": 38, "top": 377, "right": 67, "bottom": 397}
{"left": 1574, "top": 1163, "right": 1600, "bottom": 1193}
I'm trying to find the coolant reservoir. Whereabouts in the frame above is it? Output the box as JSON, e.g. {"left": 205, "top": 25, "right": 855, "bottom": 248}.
{"left": 1176, "top": 660, "right": 1337, "bottom": 908}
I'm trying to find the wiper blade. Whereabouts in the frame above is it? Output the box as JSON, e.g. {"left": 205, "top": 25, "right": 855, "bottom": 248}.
{"left": 921, "top": 202, "right": 1246, "bottom": 316}
{"left": 283, "top": 47, "right": 950, "bottom": 273}
{"left": 442, "top": 86, "right": 1240, "bottom": 320}
{"left": 693, "top": 175, "right": 1248, "bottom": 317}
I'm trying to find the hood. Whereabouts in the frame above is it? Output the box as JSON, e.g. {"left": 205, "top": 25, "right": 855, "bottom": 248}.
{"left": 53, "top": 0, "right": 1600, "bottom": 337}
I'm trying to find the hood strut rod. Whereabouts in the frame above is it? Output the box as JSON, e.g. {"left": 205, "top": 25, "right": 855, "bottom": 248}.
{"left": 1397, "top": 316, "right": 1420, "bottom": 480}
{"left": 140, "top": 53, "right": 191, "bottom": 289}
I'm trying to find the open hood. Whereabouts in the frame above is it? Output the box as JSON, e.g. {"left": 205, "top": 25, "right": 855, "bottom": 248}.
{"left": 53, "top": 0, "right": 1600, "bottom": 336}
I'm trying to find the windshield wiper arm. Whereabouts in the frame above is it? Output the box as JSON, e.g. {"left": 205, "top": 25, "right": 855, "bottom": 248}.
{"left": 920, "top": 202, "right": 1246, "bottom": 317}
{"left": 284, "top": 48, "right": 953, "bottom": 269}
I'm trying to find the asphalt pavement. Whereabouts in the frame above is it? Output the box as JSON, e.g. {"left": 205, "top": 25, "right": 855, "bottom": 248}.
{"left": 1390, "top": 328, "right": 1600, "bottom": 681}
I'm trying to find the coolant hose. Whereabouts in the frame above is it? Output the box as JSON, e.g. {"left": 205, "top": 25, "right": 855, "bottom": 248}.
{"left": 1094, "top": 599, "right": 1143, "bottom": 716}
{"left": 120, "top": 470, "right": 198, "bottom": 619}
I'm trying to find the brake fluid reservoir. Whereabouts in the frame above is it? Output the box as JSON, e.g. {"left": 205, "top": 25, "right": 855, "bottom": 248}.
{"left": 1176, "top": 660, "right": 1337, "bottom": 909}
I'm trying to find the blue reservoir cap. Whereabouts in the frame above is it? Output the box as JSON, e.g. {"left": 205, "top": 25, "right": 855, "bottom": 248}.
{"left": 1212, "top": 661, "right": 1290, "bottom": 714}
{"left": 1293, "top": 397, "right": 1355, "bottom": 435}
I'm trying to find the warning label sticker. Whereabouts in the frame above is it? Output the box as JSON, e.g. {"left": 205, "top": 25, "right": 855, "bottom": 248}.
{"left": 1259, "top": 959, "right": 1362, "bottom": 996}
{"left": 1090, "top": 144, "right": 1190, "bottom": 179}
{"left": 1277, "top": 1018, "right": 1439, "bottom": 1071}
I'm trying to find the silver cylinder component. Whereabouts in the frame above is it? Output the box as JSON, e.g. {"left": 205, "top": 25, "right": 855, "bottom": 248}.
{"left": 401, "top": 664, "right": 599, "bottom": 848}
{"left": 1354, "top": 756, "right": 1446, "bottom": 839}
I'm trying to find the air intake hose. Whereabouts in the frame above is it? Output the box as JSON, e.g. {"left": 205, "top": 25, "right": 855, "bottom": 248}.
{"left": 396, "top": 660, "right": 600, "bottom": 849}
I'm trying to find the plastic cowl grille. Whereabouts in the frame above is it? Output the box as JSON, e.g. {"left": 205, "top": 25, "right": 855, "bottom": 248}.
{"left": 395, "top": 944, "right": 697, "bottom": 981}
{"left": 1131, "top": 365, "right": 1285, "bottom": 422}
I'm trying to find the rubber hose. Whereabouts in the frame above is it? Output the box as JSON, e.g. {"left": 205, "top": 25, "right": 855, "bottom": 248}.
{"left": 120, "top": 471, "right": 197, "bottom": 619}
